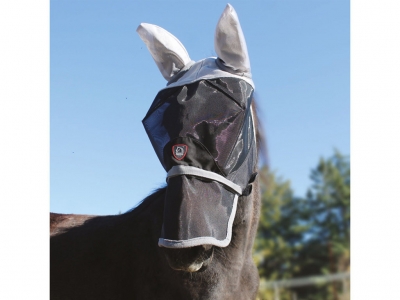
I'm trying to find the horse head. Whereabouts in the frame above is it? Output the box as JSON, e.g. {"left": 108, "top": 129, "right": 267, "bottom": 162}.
{"left": 137, "top": 4, "right": 260, "bottom": 275}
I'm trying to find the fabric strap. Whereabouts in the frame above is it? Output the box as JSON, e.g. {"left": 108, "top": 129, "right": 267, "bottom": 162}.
{"left": 166, "top": 165, "right": 243, "bottom": 195}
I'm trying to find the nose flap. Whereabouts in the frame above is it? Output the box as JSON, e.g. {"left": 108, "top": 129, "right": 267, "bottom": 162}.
{"left": 159, "top": 175, "right": 238, "bottom": 248}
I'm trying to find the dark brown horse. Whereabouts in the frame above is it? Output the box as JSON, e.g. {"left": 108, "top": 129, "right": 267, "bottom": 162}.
{"left": 51, "top": 4, "right": 264, "bottom": 300}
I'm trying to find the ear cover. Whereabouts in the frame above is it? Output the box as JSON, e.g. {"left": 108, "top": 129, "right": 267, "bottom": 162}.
{"left": 137, "top": 23, "right": 193, "bottom": 81}
{"left": 214, "top": 4, "right": 251, "bottom": 77}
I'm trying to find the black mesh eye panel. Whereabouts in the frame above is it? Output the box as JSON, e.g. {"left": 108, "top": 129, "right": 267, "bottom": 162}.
{"left": 206, "top": 78, "right": 253, "bottom": 109}
{"left": 224, "top": 100, "right": 254, "bottom": 174}
{"left": 142, "top": 78, "right": 254, "bottom": 172}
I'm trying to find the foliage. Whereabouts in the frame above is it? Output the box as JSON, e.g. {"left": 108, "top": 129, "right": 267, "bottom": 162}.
{"left": 254, "top": 151, "right": 350, "bottom": 300}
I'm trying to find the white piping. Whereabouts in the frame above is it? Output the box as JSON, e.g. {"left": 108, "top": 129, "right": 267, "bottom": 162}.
{"left": 250, "top": 105, "right": 257, "bottom": 144}
{"left": 166, "top": 165, "right": 243, "bottom": 195}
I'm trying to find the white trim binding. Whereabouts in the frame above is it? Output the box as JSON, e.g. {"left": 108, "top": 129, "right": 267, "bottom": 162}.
{"left": 250, "top": 104, "right": 257, "bottom": 144}
{"left": 166, "top": 165, "right": 243, "bottom": 195}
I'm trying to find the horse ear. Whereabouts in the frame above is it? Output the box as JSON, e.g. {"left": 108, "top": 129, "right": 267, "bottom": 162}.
{"left": 137, "top": 23, "right": 192, "bottom": 81}
{"left": 214, "top": 4, "right": 251, "bottom": 76}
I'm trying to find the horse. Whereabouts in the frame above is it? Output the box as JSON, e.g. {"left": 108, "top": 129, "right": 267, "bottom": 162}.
{"left": 51, "top": 4, "right": 264, "bottom": 299}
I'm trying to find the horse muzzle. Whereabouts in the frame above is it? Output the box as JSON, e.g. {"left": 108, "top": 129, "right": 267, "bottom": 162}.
{"left": 162, "top": 245, "right": 214, "bottom": 272}
{"left": 159, "top": 171, "right": 241, "bottom": 249}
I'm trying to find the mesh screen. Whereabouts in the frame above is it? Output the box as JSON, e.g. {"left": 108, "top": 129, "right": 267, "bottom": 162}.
{"left": 162, "top": 175, "right": 234, "bottom": 241}
{"left": 142, "top": 77, "right": 254, "bottom": 174}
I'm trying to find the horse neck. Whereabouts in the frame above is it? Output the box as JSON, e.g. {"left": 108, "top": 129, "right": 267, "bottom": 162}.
{"left": 224, "top": 175, "right": 260, "bottom": 263}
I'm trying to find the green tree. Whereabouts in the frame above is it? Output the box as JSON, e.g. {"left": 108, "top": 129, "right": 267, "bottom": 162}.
{"left": 254, "top": 151, "right": 350, "bottom": 300}
{"left": 307, "top": 150, "right": 350, "bottom": 251}
{"left": 294, "top": 151, "right": 350, "bottom": 300}
{"left": 254, "top": 167, "right": 309, "bottom": 300}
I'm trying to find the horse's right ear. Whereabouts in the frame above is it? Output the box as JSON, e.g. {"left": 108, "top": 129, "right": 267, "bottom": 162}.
{"left": 137, "top": 23, "right": 192, "bottom": 81}
{"left": 214, "top": 4, "right": 251, "bottom": 77}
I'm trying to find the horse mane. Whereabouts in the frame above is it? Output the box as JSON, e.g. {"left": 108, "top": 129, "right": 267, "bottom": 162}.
{"left": 251, "top": 94, "right": 268, "bottom": 167}
{"left": 125, "top": 186, "right": 166, "bottom": 214}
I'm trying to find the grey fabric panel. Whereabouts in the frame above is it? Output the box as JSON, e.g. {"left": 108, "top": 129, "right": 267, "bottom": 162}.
{"left": 161, "top": 58, "right": 254, "bottom": 91}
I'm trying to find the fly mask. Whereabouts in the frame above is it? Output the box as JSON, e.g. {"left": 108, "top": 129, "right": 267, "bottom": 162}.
{"left": 138, "top": 4, "right": 257, "bottom": 249}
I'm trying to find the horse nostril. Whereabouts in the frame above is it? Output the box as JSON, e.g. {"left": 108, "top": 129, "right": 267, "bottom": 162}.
{"left": 201, "top": 244, "right": 213, "bottom": 251}
{"left": 162, "top": 245, "right": 214, "bottom": 272}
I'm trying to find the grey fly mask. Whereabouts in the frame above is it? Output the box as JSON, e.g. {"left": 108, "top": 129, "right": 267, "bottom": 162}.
{"left": 138, "top": 4, "right": 257, "bottom": 249}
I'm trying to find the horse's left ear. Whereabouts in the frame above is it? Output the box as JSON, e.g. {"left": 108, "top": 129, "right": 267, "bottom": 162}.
{"left": 137, "top": 23, "right": 192, "bottom": 81}
{"left": 214, "top": 4, "right": 251, "bottom": 77}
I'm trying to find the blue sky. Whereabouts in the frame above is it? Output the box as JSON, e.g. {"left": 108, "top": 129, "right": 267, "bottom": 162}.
{"left": 51, "top": 0, "right": 349, "bottom": 215}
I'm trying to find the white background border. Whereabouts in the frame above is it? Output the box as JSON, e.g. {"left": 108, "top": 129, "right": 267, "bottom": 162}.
{"left": 351, "top": 0, "right": 400, "bottom": 299}
{"left": 0, "top": 0, "right": 49, "bottom": 298}
{"left": 1, "top": 0, "right": 399, "bottom": 298}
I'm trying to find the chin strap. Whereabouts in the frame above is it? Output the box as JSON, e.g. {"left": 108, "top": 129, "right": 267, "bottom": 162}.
{"left": 166, "top": 165, "right": 258, "bottom": 197}
{"left": 241, "top": 172, "right": 258, "bottom": 196}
